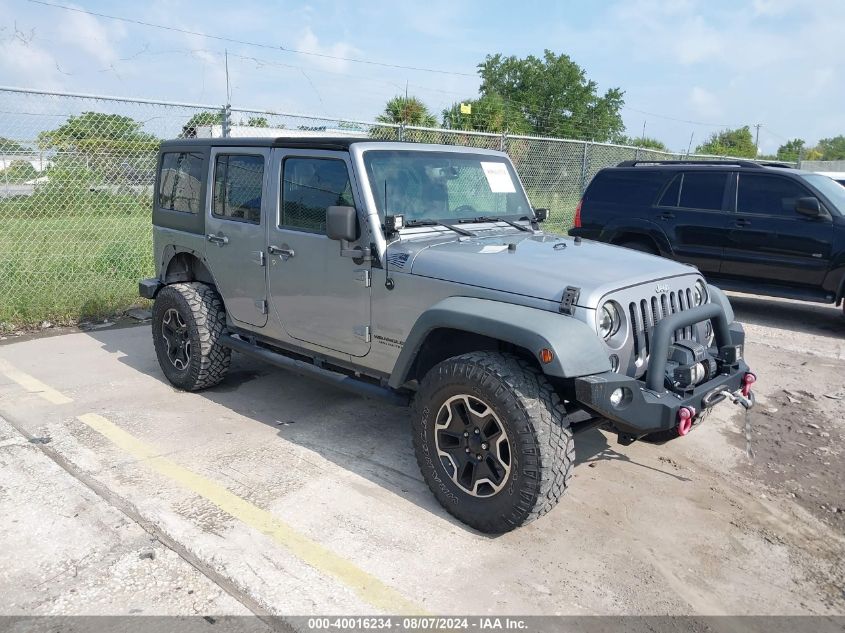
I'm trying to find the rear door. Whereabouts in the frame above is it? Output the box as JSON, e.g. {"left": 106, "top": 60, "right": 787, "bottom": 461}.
{"left": 203, "top": 147, "right": 270, "bottom": 328}
{"left": 720, "top": 173, "right": 834, "bottom": 287}
{"left": 652, "top": 170, "right": 731, "bottom": 274}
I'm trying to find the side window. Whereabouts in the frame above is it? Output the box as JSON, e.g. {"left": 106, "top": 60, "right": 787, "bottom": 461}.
{"left": 159, "top": 152, "right": 203, "bottom": 213}
{"left": 281, "top": 157, "right": 353, "bottom": 233}
{"left": 657, "top": 174, "right": 681, "bottom": 207}
{"left": 737, "top": 174, "right": 810, "bottom": 216}
{"left": 213, "top": 154, "right": 264, "bottom": 224}
{"left": 677, "top": 172, "right": 726, "bottom": 211}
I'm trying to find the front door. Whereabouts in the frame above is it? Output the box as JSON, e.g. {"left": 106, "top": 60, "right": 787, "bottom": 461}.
{"left": 721, "top": 173, "right": 834, "bottom": 287}
{"left": 267, "top": 149, "right": 371, "bottom": 357}
{"left": 204, "top": 147, "right": 270, "bottom": 327}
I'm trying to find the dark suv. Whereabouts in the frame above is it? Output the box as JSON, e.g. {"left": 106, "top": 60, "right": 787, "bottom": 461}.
{"left": 570, "top": 160, "right": 845, "bottom": 314}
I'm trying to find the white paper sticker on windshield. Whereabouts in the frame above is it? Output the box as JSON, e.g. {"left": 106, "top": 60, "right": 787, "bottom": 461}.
{"left": 480, "top": 161, "right": 516, "bottom": 193}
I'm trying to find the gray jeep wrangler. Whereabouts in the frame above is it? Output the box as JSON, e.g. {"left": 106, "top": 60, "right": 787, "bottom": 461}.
{"left": 140, "top": 138, "right": 756, "bottom": 533}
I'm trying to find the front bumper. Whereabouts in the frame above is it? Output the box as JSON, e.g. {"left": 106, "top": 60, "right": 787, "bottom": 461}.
{"left": 574, "top": 303, "right": 753, "bottom": 437}
{"left": 139, "top": 278, "right": 163, "bottom": 300}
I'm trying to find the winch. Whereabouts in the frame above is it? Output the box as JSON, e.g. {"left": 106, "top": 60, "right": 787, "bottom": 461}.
{"left": 664, "top": 338, "right": 718, "bottom": 390}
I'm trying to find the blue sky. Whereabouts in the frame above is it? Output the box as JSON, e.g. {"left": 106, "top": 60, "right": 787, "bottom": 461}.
{"left": 1, "top": 0, "right": 842, "bottom": 153}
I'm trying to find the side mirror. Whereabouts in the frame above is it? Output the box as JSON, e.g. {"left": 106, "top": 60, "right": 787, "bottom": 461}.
{"left": 534, "top": 208, "right": 549, "bottom": 223}
{"left": 795, "top": 197, "right": 822, "bottom": 219}
{"left": 326, "top": 206, "right": 359, "bottom": 241}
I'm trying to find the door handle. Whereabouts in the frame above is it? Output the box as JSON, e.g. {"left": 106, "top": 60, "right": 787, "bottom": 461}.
{"left": 657, "top": 212, "right": 675, "bottom": 221}
{"left": 734, "top": 218, "right": 752, "bottom": 227}
{"left": 269, "top": 245, "right": 295, "bottom": 259}
{"left": 206, "top": 233, "right": 229, "bottom": 245}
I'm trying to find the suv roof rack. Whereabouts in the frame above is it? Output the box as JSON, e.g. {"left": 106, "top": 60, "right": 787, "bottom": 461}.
{"left": 616, "top": 159, "right": 793, "bottom": 169}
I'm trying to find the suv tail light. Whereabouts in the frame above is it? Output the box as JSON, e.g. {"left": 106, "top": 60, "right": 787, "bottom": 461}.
{"left": 574, "top": 199, "right": 583, "bottom": 228}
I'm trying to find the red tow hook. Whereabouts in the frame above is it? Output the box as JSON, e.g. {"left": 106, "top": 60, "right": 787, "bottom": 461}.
{"left": 677, "top": 406, "right": 695, "bottom": 436}
{"left": 742, "top": 372, "right": 757, "bottom": 398}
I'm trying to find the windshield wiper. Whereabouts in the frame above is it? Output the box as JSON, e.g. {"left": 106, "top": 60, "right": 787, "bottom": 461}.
{"left": 404, "top": 219, "right": 475, "bottom": 236}
{"left": 457, "top": 216, "right": 532, "bottom": 232}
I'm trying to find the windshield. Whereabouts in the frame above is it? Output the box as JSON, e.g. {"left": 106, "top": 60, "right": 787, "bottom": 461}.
{"left": 800, "top": 173, "right": 845, "bottom": 214}
{"left": 363, "top": 150, "right": 533, "bottom": 223}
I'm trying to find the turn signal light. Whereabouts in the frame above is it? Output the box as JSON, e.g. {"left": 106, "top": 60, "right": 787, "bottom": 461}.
{"left": 539, "top": 348, "right": 554, "bottom": 364}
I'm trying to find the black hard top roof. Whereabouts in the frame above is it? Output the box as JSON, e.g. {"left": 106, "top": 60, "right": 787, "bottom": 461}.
{"left": 160, "top": 136, "right": 376, "bottom": 151}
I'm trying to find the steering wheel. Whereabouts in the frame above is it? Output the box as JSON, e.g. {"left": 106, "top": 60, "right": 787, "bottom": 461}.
{"left": 453, "top": 204, "right": 477, "bottom": 216}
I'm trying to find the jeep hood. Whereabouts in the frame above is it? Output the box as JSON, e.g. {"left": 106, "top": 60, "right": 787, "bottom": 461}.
{"left": 398, "top": 232, "right": 700, "bottom": 307}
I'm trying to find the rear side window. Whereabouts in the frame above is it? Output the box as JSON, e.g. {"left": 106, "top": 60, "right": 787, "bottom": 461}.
{"left": 737, "top": 174, "right": 811, "bottom": 216}
{"left": 213, "top": 154, "right": 264, "bottom": 223}
{"left": 159, "top": 152, "right": 203, "bottom": 213}
{"left": 585, "top": 170, "right": 670, "bottom": 205}
{"left": 659, "top": 172, "right": 726, "bottom": 211}
{"left": 281, "top": 157, "right": 354, "bottom": 233}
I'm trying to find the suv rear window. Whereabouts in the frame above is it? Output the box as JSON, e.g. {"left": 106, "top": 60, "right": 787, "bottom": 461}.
{"left": 659, "top": 172, "right": 726, "bottom": 211}
{"left": 159, "top": 152, "right": 203, "bottom": 213}
{"left": 585, "top": 170, "right": 670, "bottom": 205}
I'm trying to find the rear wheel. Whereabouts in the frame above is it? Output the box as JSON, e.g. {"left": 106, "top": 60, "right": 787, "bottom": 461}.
{"left": 412, "top": 352, "right": 574, "bottom": 533}
{"left": 618, "top": 240, "right": 658, "bottom": 256}
{"left": 152, "top": 282, "right": 230, "bottom": 391}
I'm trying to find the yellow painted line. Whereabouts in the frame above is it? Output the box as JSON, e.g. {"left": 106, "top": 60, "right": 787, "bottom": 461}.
{"left": 77, "top": 413, "right": 425, "bottom": 615}
{"left": 0, "top": 358, "right": 73, "bottom": 404}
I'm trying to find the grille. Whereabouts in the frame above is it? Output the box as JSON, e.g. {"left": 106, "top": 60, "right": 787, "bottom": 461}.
{"left": 628, "top": 287, "right": 697, "bottom": 359}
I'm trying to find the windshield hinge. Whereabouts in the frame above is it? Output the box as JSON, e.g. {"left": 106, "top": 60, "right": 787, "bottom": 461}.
{"left": 559, "top": 286, "right": 580, "bottom": 315}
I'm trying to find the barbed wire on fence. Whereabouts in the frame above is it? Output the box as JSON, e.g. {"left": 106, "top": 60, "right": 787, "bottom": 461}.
{"left": 0, "top": 86, "right": 795, "bottom": 329}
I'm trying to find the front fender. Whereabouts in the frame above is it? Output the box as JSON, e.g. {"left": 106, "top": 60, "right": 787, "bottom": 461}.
{"left": 387, "top": 297, "right": 611, "bottom": 388}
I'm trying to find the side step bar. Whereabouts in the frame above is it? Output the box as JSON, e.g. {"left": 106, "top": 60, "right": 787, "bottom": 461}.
{"left": 220, "top": 334, "right": 410, "bottom": 407}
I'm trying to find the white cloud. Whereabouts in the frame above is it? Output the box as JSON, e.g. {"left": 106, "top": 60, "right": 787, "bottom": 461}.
{"left": 294, "top": 27, "right": 360, "bottom": 72}
{"left": 54, "top": 3, "right": 126, "bottom": 66}
{"left": 688, "top": 86, "right": 723, "bottom": 120}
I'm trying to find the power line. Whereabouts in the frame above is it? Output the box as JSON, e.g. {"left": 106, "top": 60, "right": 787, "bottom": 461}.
{"left": 24, "top": 0, "right": 476, "bottom": 77}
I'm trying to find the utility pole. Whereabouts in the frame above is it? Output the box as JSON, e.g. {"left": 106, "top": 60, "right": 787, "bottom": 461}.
{"left": 641, "top": 120, "right": 647, "bottom": 141}
{"left": 753, "top": 123, "right": 762, "bottom": 154}
{"left": 686, "top": 131, "right": 695, "bottom": 157}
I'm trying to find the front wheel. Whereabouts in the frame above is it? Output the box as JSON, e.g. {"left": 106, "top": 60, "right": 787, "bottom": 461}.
{"left": 152, "top": 282, "right": 231, "bottom": 391}
{"left": 412, "top": 352, "right": 574, "bottom": 533}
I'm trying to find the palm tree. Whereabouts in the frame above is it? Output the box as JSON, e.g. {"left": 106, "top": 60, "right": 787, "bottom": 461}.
{"left": 376, "top": 96, "right": 437, "bottom": 127}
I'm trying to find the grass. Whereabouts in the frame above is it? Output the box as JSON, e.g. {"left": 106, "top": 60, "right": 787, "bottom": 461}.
{"left": 0, "top": 191, "right": 154, "bottom": 330}
{"left": 0, "top": 186, "right": 579, "bottom": 331}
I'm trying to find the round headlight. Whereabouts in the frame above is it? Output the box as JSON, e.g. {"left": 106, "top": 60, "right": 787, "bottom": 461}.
{"left": 693, "top": 280, "right": 708, "bottom": 306}
{"left": 598, "top": 302, "right": 621, "bottom": 339}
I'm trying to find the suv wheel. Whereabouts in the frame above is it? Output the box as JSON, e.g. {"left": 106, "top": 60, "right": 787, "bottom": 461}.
{"left": 412, "top": 351, "right": 574, "bottom": 533}
{"left": 152, "top": 282, "right": 231, "bottom": 391}
{"left": 618, "top": 240, "right": 658, "bottom": 256}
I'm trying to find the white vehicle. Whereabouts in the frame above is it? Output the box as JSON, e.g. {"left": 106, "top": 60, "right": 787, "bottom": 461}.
{"left": 816, "top": 171, "right": 845, "bottom": 187}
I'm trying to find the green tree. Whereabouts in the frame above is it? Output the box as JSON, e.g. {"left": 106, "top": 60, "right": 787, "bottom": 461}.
{"left": 696, "top": 126, "right": 757, "bottom": 158}
{"left": 776, "top": 139, "right": 805, "bottom": 162}
{"left": 0, "top": 137, "right": 27, "bottom": 153}
{"left": 441, "top": 94, "right": 531, "bottom": 134}
{"left": 37, "top": 112, "right": 157, "bottom": 153}
{"left": 376, "top": 96, "right": 438, "bottom": 127}
{"left": 817, "top": 135, "right": 845, "bottom": 160}
{"left": 477, "top": 50, "right": 625, "bottom": 141}
{"left": 181, "top": 111, "right": 224, "bottom": 137}
{"left": 246, "top": 116, "right": 269, "bottom": 127}
{"left": 1, "top": 160, "right": 38, "bottom": 182}
{"left": 624, "top": 136, "right": 669, "bottom": 151}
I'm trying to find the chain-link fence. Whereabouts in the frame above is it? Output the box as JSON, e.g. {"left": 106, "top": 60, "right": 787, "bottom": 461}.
{"left": 0, "top": 86, "right": 790, "bottom": 328}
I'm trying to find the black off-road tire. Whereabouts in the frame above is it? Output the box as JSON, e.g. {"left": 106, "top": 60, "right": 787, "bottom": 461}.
{"left": 152, "top": 282, "right": 231, "bottom": 391}
{"left": 412, "top": 351, "right": 575, "bottom": 533}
